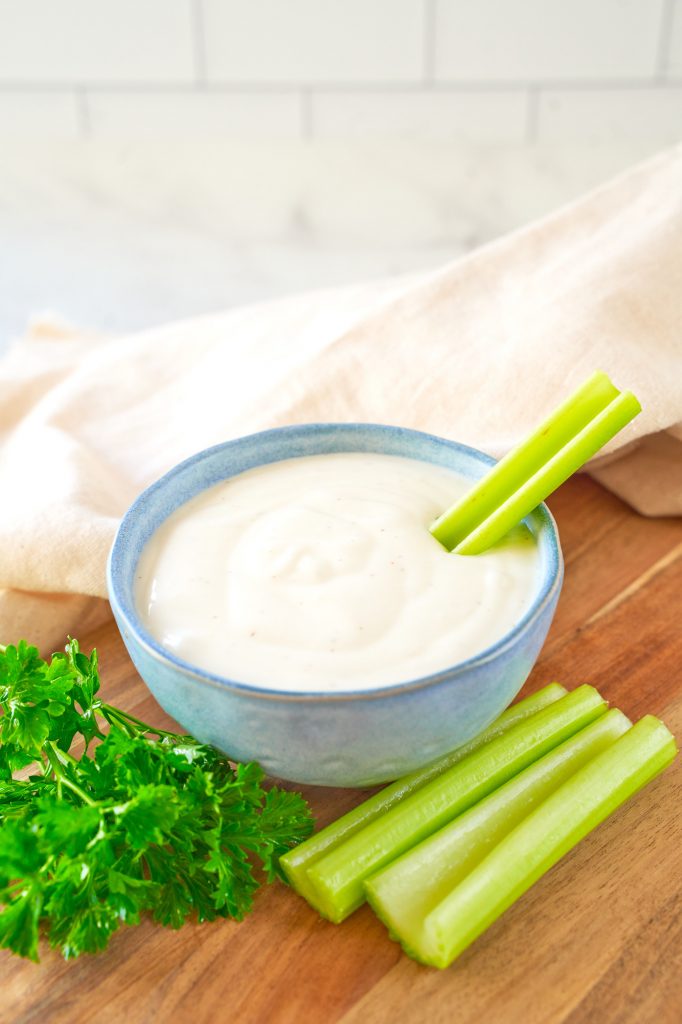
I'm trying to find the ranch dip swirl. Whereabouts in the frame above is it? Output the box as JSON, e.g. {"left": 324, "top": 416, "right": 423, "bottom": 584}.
{"left": 136, "top": 453, "right": 540, "bottom": 691}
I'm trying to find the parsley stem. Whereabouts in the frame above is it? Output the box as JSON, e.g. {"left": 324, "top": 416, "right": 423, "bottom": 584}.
{"left": 101, "top": 704, "right": 184, "bottom": 740}
{"left": 44, "top": 742, "right": 96, "bottom": 807}
{"left": 100, "top": 706, "right": 138, "bottom": 737}
{"left": 49, "top": 743, "right": 81, "bottom": 769}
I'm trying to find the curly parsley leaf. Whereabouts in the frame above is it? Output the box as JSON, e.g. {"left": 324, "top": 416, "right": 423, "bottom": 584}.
{"left": 0, "top": 640, "right": 314, "bottom": 961}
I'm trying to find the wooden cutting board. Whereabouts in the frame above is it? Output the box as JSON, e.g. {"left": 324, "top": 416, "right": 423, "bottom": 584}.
{"left": 2, "top": 475, "right": 682, "bottom": 1024}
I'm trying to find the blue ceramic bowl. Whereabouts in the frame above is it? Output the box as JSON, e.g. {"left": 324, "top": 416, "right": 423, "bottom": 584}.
{"left": 107, "top": 424, "right": 563, "bottom": 787}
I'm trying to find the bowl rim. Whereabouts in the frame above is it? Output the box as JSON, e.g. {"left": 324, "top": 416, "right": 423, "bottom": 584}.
{"left": 107, "top": 423, "right": 563, "bottom": 703}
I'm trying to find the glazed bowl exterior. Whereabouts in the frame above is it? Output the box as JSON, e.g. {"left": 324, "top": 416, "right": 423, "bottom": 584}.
{"left": 107, "top": 424, "right": 563, "bottom": 787}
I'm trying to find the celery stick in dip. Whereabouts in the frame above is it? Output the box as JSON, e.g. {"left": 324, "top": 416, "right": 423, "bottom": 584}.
{"left": 135, "top": 453, "right": 541, "bottom": 692}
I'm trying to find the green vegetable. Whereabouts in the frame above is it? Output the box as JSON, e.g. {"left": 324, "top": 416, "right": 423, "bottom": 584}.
{"left": 0, "top": 640, "right": 313, "bottom": 962}
{"left": 300, "top": 685, "right": 606, "bottom": 922}
{"left": 364, "top": 708, "right": 631, "bottom": 961}
{"left": 430, "top": 371, "right": 641, "bottom": 554}
{"left": 421, "top": 715, "right": 676, "bottom": 968}
{"left": 280, "top": 682, "right": 566, "bottom": 905}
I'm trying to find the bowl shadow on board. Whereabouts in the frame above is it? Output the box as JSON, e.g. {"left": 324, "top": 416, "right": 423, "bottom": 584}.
{"left": 107, "top": 423, "right": 563, "bottom": 788}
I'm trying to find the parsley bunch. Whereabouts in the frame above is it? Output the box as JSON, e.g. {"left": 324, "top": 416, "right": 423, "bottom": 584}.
{"left": 0, "top": 640, "right": 314, "bottom": 961}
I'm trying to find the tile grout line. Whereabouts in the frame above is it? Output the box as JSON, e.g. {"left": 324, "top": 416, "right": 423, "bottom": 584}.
{"left": 583, "top": 538, "right": 682, "bottom": 629}
{"left": 655, "top": 0, "right": 676, "bottom": 78}
{"left": 192, "top": 0, "right": 207, "bottom": 86}
{"left": 2, "top": 79, "right": 682, "bottom": 94}
{"left": 423, "top": 0, "right": 437, "bottom": 84}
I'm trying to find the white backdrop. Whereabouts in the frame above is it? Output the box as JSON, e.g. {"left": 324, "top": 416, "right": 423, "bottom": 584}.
{"left": 0, "top": 0, "right": 681, "bottom": 143}
{"left": 0, "top": 0, "right": 680, "bottom": 347}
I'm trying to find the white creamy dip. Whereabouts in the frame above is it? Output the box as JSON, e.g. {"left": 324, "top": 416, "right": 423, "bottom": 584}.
{"left": 136, "top": 453, "right": 541, "bottom": 691}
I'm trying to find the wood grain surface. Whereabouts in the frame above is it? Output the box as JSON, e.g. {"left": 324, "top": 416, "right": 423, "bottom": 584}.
{"left": 2, "top": 476, "right": 681, "bottom": 1024}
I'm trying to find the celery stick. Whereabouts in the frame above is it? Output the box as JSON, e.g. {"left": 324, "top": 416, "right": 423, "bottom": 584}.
{"left": 422, "top": 715, "right": 677, "bottom": 969}
{"left": 365, "top": 709, "right": 631, "bottom": 960}
{"left": 455, "top": 389, "right": 641, "bottom": 555}
{"left": 303, "top": 686, "right": 606, "bottom": 922}
{"left": 280, "top": 683, "right": 567, "bottom": 904}
{"left": 430, "top": 370, "right": 621, "bottom": 551}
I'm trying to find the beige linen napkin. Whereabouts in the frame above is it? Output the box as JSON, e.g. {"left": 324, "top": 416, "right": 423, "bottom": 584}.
{"left": 1, "top": 148, "right": 681, "bottom": 651}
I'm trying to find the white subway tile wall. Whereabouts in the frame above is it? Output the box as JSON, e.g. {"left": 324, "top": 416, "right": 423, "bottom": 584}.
{"left": 86, "top": 92, "right": 303, "bottom": 139}
{"left": 202, "top": 0, "right": 425, "bottom": 83}
{"left": 310, "top": 90, "right": 529, "bottom": 143}
{"left": 0, "top": 0, "right": 195, "bottom": 83}
{"left": 537, "top": 87, "right": 682, "bottom": 144}
{"left": 0, "top": 0, "right": 680, "bottom": 143}
{"left": 434, "top": 0, "right": 664, "bottom": 82}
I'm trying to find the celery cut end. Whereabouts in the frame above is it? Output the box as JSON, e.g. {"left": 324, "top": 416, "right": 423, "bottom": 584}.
{"left": 279, "top": 859, "right": 324, "bottom": 910}
{"left": 305, "top": 865, "right": 362, "bottom": 923}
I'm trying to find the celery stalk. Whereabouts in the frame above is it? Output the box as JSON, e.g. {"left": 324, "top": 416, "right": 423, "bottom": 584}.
{"left": 431, "top": 371, "right": 620, "bottom": 551}
{"left": 364, "top": 708, "right": 631, "bottom": 960}
{"left": 303, "top": 686, "right": 606, "bottom": 922}
{"left": 423, "top": 715, "right": 677, "bottom": 969}
{"left": 280, "top": 683, "right": 567, "bottom": 905}
{"left": 454, "top": 390, "right": 641, "bottom": 555}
